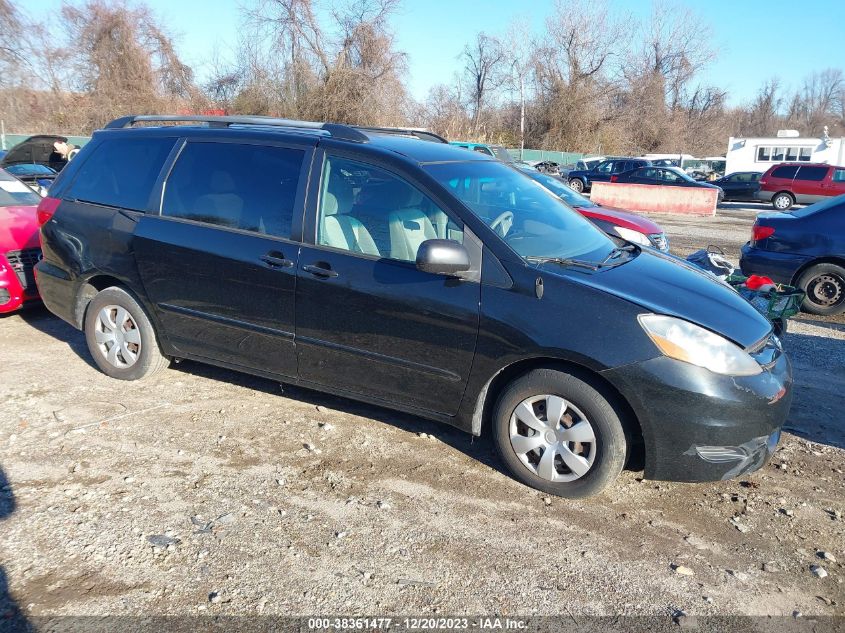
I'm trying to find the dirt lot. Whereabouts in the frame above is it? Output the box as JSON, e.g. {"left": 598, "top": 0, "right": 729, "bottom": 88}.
{"left": 1, "top": 205, "right": 844, "bottom": 624}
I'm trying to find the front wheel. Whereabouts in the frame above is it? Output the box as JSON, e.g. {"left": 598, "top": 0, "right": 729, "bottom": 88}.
{"left": 84, "top": 286, "right": 170, "bottom": 380}
{"left": 797, "top": 263, "right": 845, "bottom": 315}
{"left": 568, "top": 178, "right": 585, "bottom": 193}
{"left": 492, "top": 368, "right": 627, "bottom": 498}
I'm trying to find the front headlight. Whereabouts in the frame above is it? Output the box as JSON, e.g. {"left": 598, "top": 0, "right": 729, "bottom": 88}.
{"left": 638, "top": 314, "right": 762, "bottom": 376}
{"left": 614, "top": 226, "right": 651, "bottom": 246}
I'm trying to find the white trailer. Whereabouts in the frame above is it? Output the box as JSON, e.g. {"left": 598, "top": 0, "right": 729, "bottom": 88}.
{"left": 725, "top": 129, "right": 845, "bottom": 175}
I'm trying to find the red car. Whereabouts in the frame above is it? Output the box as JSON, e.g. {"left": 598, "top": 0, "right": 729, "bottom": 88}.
{"left": 757, "top": 162, "right": 845, "bottom": 210}
{"left": 522, "top": 168, "right": 669, "bottom": 251}
{"left": 0, "top": 169, "right": 43, "bottom": 313}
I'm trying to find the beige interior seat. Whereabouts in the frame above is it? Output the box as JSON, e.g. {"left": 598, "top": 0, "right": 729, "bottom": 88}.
{"left": 389, "top": 190, "right": 439, "bottom": 260}
{"left": 193, "top": 170, "right": 243, "bottom": 228}
{"left": 320, "top": 181, "right": 380, "bottom": 256}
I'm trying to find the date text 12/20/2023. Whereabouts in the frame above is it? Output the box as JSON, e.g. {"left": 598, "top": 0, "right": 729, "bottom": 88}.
{"left": 307, "top": 617, "right": 528, "bottom": 630}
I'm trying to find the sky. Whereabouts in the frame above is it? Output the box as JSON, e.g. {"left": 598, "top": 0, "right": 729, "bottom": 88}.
{"left": 23, "top": 0, "right": 845, "bottom": 107}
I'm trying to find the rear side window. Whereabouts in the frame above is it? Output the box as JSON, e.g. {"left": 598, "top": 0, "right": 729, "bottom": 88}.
{"left": 771, "top": 165, "right": 799, "bottom": 180}
{"left": 834, "top": 169, "right": 845, "bottom": 183}
{"left": 67, "top": 137, "right": 176, "bottom": 211}
{"left": 162, "top": 142, "right": 303, "bottom": 239}
{"left": 796, "top": 166, "right": 829, "bottom": 182}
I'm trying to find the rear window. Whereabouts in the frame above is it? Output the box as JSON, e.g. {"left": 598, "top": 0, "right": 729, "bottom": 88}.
{"left": 67, "top": 137, "right": 176, "bottom": 211}
{"left": 796, "top": 166, "right": 829, "bottom": 182}
{"left": 161, "top": 141, "right": 304, "bottom": 239}
{"left": 770, "top": 165, "right": 799, "bottom": 180}
{"left": 790, "top": 195, "right": 845, "bottom": 218}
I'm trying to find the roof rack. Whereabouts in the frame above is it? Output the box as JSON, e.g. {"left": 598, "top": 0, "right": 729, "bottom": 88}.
{"left": 354, "top": 126, "right": 448, "bottom": 144}
{"left": 104, "top": 115, "right": 446, "bottom": 144}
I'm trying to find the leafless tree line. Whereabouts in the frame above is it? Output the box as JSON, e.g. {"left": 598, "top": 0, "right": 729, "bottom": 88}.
{"left": 1, "top": 0, "right": 843, "bottom": 157}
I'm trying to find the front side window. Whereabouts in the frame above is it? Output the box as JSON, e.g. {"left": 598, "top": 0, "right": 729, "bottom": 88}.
{"left": 162, "top": 142, "right": 303, "bottom": 238}
{"left": 595, "top": 161, "right": 614, "bottom": 174}
{"left": 426, "top": 161, "right": 614, "bottom": 262}
{"left": 317, "top": 156, "right": 462, "bottom": 262}
{"left": 67, "top": 137, "right": 176, "bottom": 211}
{"left": 833, "top": 169, "right": 845, "bottom": 183}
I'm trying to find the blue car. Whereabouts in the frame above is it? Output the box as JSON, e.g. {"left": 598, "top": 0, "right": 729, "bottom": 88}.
{"left": 740, "top": 194, "right": 845, "bottom": 315}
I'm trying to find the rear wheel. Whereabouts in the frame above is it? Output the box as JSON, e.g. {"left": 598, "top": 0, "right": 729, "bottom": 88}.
{"left": 84, "top": 286, "right": 170, "bottom": 380}
{"left": 569, "top": 178, "right": 585, "bottom": 193}
{"left": 772, "top": 192, "right": 794, "bottom": 211}
{"left": 492, "top": 368, "right": 627, "bottom": 498}
{"left": 797, "top": 263, "right": 845, "bottom": 315}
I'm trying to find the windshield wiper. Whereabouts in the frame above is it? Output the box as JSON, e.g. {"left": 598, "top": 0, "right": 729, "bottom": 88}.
{"left": 600, "top": 244, "right": 638, "bottom": 265}
{"left": 527, "top": 244, "right": 638, "bottom": 271}
{"left": 525, "top": 256, "right": 602, "bottom": 271}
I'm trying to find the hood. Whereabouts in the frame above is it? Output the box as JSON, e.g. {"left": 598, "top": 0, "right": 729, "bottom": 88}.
{"left": 0, "top": 205, "right": 41, "bottom": 252}
{"left": 541, "top": 249, "right": 771, "bottom": 348}
{"left": 576, "top": 205, "right": 663, "bottom": 234}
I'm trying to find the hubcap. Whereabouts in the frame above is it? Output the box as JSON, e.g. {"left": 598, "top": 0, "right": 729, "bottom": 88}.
{"left": 509, "top": 394, "right": 597, "bottom": 483}
{"left": 775, "top": 195, "right": 790, "bottom": 209}
{"left": 809, "top": 274, "right": 844, "bottom": 307}
{"left": 94, "top": 305, "right": 141, "bottom": 368}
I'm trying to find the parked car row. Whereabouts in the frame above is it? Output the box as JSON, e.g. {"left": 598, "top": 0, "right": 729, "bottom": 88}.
{"left": 30, "top": 114, "right": 790, "bottom": 499}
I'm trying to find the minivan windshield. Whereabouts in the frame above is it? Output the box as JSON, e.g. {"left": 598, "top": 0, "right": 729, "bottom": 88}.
{"left": 521, "top": 169, "right": 593, "bottom": 207}
{"left": 425, "top": 161, "right": 616, "bottom": 262}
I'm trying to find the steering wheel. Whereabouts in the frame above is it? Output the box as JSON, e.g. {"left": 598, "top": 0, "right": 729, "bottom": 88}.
{"left": 490, "top": 211, "right": 514, "bottom": 237}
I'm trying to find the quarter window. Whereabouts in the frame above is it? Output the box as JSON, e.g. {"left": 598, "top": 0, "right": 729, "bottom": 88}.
{"left": 317, "top": 156, "right": 462, "bottom": 262}
{"left": 162, "top": 142, "right": 303, "bottom": 238}
{"left": 67, "top": 137, "right": 177, "bottom": 211}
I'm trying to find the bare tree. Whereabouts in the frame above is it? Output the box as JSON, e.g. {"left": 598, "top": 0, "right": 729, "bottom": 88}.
{"left": 461, "top": 32, "right": 506, "bottom": 133}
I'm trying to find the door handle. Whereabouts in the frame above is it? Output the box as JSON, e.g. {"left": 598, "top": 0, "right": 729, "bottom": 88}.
{"left": 303, "top": 264, "right": 339, "bottom": 278}
{"left": 261, "top": 252, "right": 294, "bottom": 268}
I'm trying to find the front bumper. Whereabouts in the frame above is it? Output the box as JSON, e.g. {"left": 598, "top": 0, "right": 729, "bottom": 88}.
{"left": 602, "top": 344, "right": 792, "bottom": 482}
{"left": 740, "top": 242, "right": 809, "bottom": 285}
{"left": 0, "top": 255, "right": 37, "bottom": 313}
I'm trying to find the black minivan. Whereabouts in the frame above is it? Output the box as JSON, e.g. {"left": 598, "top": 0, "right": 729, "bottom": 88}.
{"left": 35, "top": 115, "right": 792, "bottom": 498}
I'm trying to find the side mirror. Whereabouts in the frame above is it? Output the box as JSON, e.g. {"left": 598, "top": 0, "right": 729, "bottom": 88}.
{"left": 416, "top": 239, "right": 471, "bottom": 276}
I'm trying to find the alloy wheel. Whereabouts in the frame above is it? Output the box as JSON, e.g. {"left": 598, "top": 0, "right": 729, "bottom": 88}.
{"left": 94, "top": 305, "right": 142, "bottom": 368}
{"left": 509, "top": 394, "right": 597, "bottom": 482}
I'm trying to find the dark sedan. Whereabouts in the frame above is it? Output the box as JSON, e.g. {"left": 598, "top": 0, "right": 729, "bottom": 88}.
{"left": 566, "top": 158, "right": 651, "bottom": 193}
{"left": 712, "top": 172, "right": 762, "bottom": 202}
{"left": 612, "top": 166, "right": 724, "bottom": 202}
{"left": 741, "top": 194, "right": 845, "bottom": 315}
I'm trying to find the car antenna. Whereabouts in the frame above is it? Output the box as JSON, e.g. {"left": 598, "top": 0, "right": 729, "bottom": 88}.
{"left": 535, "top": 277, "right": 544, "bottom": 299}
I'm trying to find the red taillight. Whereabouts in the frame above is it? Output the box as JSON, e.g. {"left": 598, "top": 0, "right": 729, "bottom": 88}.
{"left": 610, "top": 175, "right": 619, "bottom": 183}
{"left": 36, "top": 196, "right": 61, "bottom": 226}
{"left": 752, "top": 224, "right": 775, "bottom": 241}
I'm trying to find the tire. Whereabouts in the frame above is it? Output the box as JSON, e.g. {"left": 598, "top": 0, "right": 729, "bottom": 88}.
{"left": 569, "top": 178, "right": 585, "bottom": 193}
{"left": 772, "top": 192, "right": 794, "bottom": 211}
{"left": 84, "top": 286, "right": 170, "bottom": 380}
{"left": 492, "top": 368, "right": 628, "bottom": 498}
{"left": 796, "top": 263, "right": 845, "bottom": 316}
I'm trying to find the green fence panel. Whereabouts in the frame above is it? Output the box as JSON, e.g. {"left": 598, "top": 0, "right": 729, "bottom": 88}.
{"left": 506, "top": 148, "right": 585, "bottom": 165}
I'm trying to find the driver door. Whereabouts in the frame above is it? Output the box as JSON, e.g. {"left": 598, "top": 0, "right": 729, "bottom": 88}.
{"left": 294, "top": 153, "right": 481, "bottom": 415}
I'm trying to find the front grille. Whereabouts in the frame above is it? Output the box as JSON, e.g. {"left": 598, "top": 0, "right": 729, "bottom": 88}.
{"left": 0, "top": 288, "right": 9, "bottom": 305}
{"left": 5, "top": 248, "right": 41, "bottom": 294}
{"left": 648, "top": 233, "right": 669, "bottom": 251}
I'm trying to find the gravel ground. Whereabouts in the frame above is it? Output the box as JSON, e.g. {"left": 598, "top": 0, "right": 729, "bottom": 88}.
{"left": 1, "top": 206, "right": 844, "bottom": 624}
